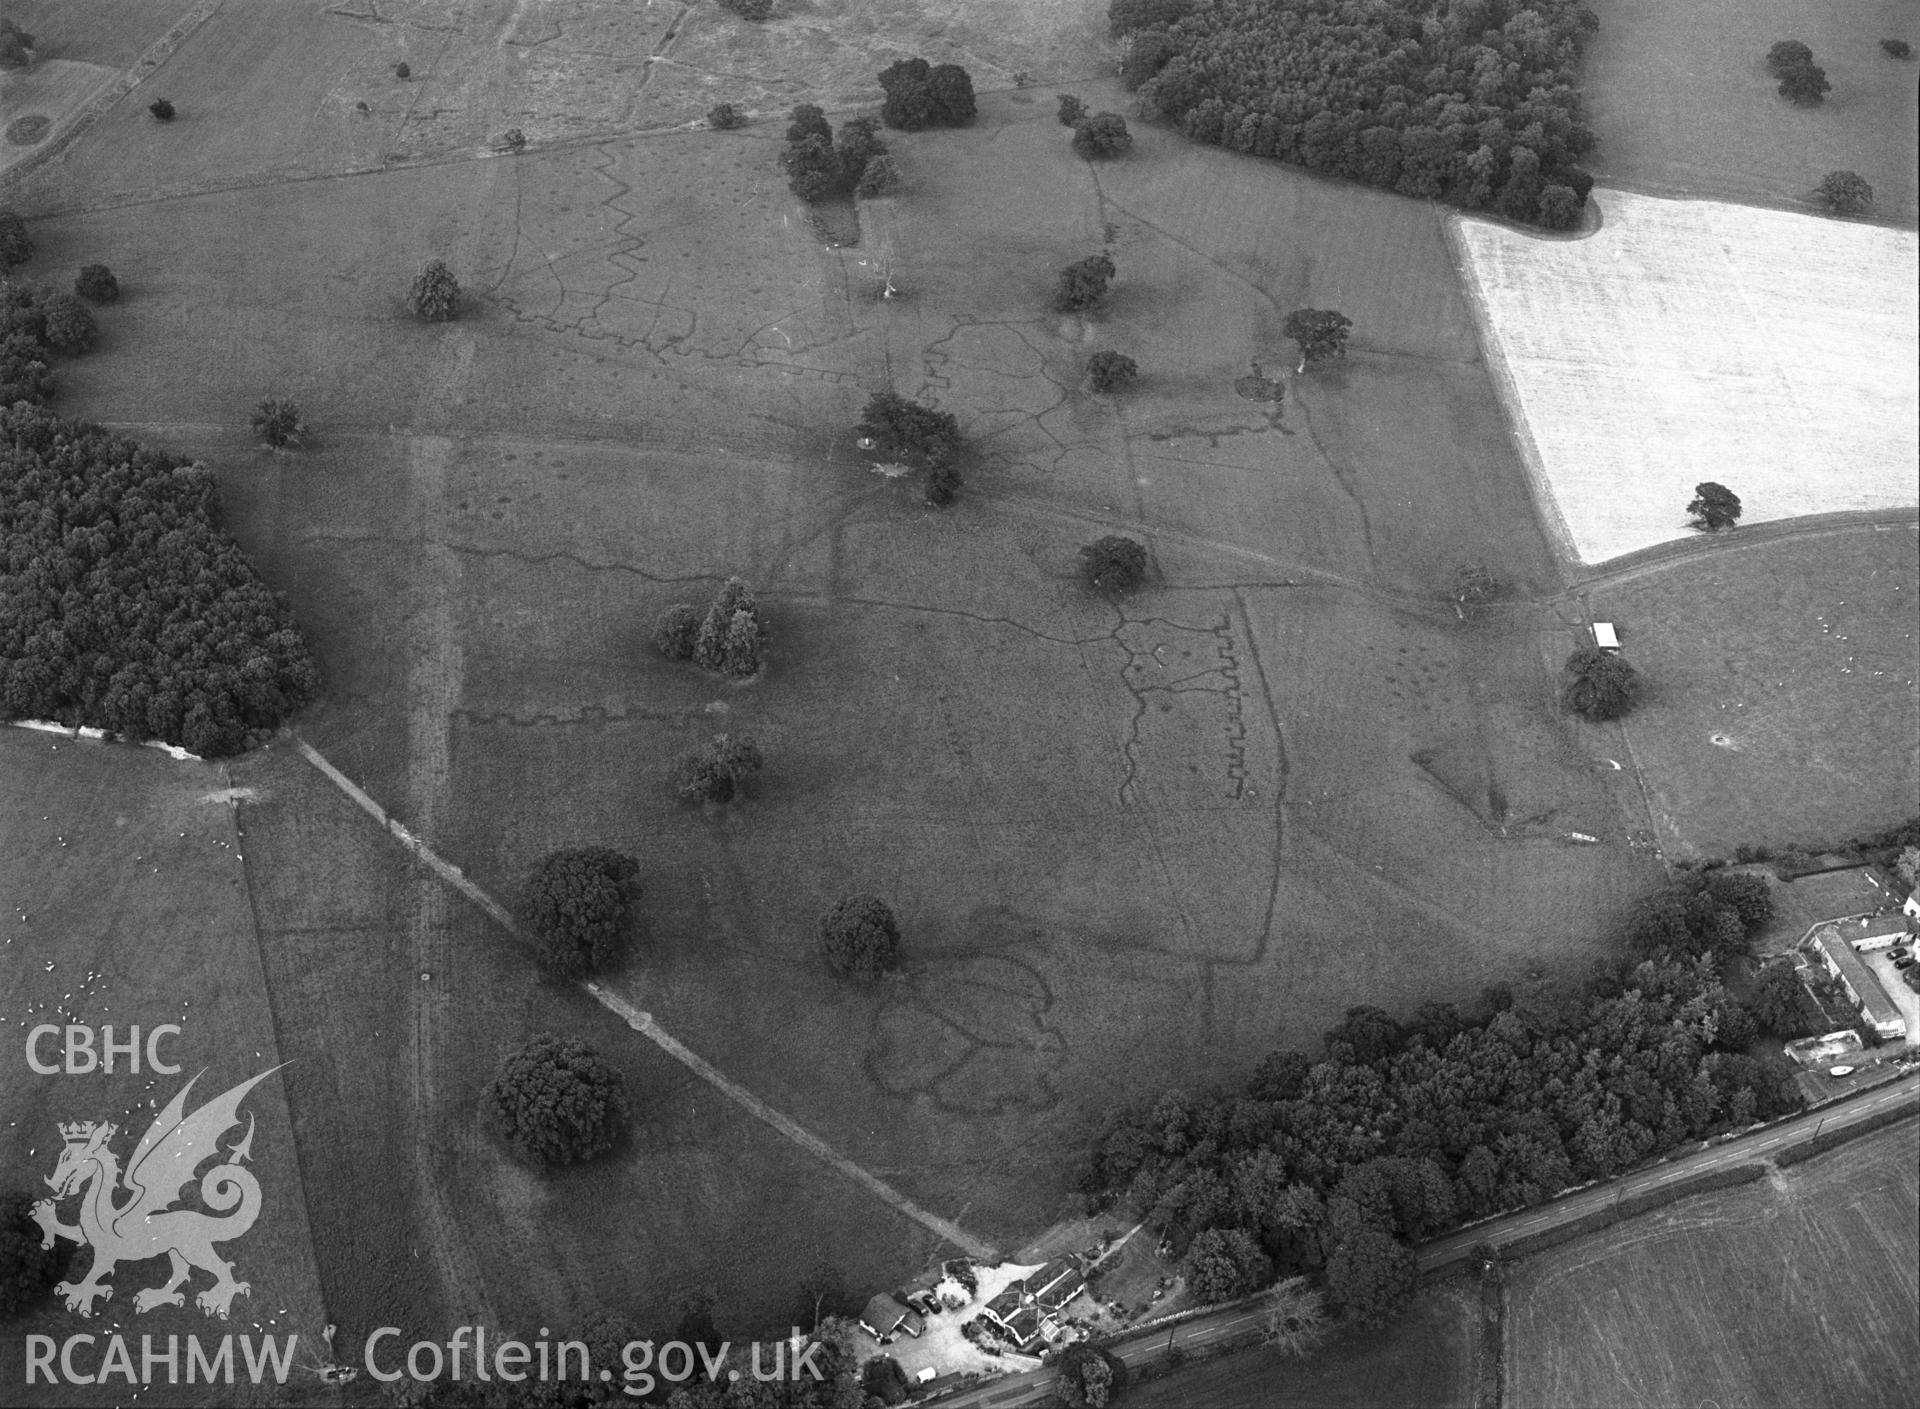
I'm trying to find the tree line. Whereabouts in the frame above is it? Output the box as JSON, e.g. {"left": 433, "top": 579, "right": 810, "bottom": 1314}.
{"left": 1078, "top": 869, "right": 1801, "bottom": 1328}
{"left": 1114, "top": 0, "right": 1601, "bottom": 228}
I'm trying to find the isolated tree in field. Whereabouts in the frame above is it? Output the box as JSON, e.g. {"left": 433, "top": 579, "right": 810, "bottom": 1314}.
{"left": 1261, "top": 1277, "right": 1329, "bottom": 1357}
{"left": 925, "top": 64, "right": 978, "bottom": 126}
{"left": 1687, "top": 481, "right": 1742, "bottom": 531}
{"left": 522, "top": 846, "right": 639, "bottom": 979}
{"left": 250, "top": 397, "right": 306, "bottom": 448}
{"left": 0, "top": 211, "right": 31, "bottom": 269}
{"left": 1058, "top": 93, "right": 1088, "bottom": 126}
{"left": 1324, "top": 1221, "right": 1416, "bottom": 1328}
{"left": 1184, "top": 1227, "right": 1272, "bottom": 1302}
{"left": 692, "top": 577, "right": 765, "bottom": 675}
{"left": 1764, "top": 40, "right": 1814, "bottom": 76}
{"left": 394, "top": 61, "right": 410, "bottom": 79}
{"left": 0, "top": 19, "right": 33, "bottom": 70}
{"left": 1816, "top": 170, "right": 1873, "bottom": 215}
{"left": 1562, "top": 646, "right": 1642, "bottom": 721}
{"left": 40, "top": 294, "right": 97, "bottom": 354}
{"left": 1282, "top": 308, "right": 1352, "bottom": 372}
{"left": 653, "top": 602, "right": 702, "bottom": 660}
{"left": 707, "top": 102, "right": 744, "bottom": 130}
{"left": 820, "top": 894, "right": 900, "bottom": 981}
{"left": 74, "top": 264, "right": 119, "bottom": 303}
{"left": 857, "top": 390, "right": 960, "bottom": 462}
{"left": 1883, "top": 39, "right": 1913, "bottom": 59}
{"left": 1452, "top": 562, "right": 1498, "bottom": 610}
{"left": 878, "top": 57, "right": 976, "bottom": 130}
{"left": 1054, "top": 253, "right": 1116, "bottom": 313}
{"left": 855, "top": 154, "right": 901, "bottom": 199}
{"left": 148, "top": 98, "right": 176, "bottom": 121}
{"left": 1073, "top": 112, "right": 1134, "bottom": 159}
{"left": 1778, "top": 63, "right": 1830, "bottom": 105}
{"left": 485, "top": 1034, "right": 630, "bottom": 1168}
{"left": 1087, "top": 350, "right": 1138, "bottom": 393}
{"left": 1080, "top": 535, "right": 1148, "bottom": 595}
{"left": 675, "top": 733, "right": 763, "bottom": 803}
{"left": 787, "top": 104, "right": 832, "bottom": 143}
{"left": 2, "top": 1189, "right": 71, "bottom": 1317}
{"left": 406, "top": 259, "right": 462, "bottom": 321}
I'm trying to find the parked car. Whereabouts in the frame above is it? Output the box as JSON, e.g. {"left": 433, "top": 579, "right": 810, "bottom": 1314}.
{"left": 1887, "top": 946, "right": 1910, "bottom": 961}
{"left": 1896, "top": 956, "right": 1915, "bottom": 970}
{"left": 1827, "top": 1066, "right": 1855, "bottom": 1077}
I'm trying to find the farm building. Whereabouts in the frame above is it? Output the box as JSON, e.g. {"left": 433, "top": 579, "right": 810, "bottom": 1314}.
{"left": 859, "top": 1293, "right": 923, "bottom": 1342}
{"left": 1591, "top": 621, "right": 1621, "bottom": 651}
{"left": 1027, "top": 1256, "right": 1086, "bottom": 1310}
{"left": 1783, "top": 1029, "right": 1866, "bottom": 1067}
{"left": 1806, "top": 925, "right": 1906, "bottom": 1041}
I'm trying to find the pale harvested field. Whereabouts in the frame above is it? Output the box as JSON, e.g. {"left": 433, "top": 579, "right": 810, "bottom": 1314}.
{"left": 1505, "top": 1119, "right": 1920, "bottom": 1409}
{"left": 1456, "top": 188, "right": 1918, "bottom": 564}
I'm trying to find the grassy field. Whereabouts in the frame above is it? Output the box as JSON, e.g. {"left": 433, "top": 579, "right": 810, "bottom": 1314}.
{"left": 1580, "top": 0, "right": 1919, "bottom": 224}
{"left": 1456, "top": 189, "right": 1919, "bottom": 564}
{"left": 6, "top": 6, "right": 1671, "bottom": 1367}
{"left": 0, "top": 732, "right": 329, "bottom": 1406}
{"left": 1504, "top": 1117, "right": 1920, "bottom": 1409}
{"left": 1587, "top": 523, "right": 1920, "bottom": 857}
{"left": 1128, "top": 1281, "right": 1479, "bottom": 1409}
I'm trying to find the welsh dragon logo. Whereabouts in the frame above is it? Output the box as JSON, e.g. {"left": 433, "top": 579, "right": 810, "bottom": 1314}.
{"left": 30, "top": 1068, "right": 280, "bottom": 1319}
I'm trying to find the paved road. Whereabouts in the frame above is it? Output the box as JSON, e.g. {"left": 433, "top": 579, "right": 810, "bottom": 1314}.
{"left": 931, "top": 1074, "right": 1920, "bottom": 1408}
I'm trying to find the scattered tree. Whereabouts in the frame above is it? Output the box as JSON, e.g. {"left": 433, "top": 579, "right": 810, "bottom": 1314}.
{"left": 1072, "top": 112, "right": 1134, "bottom": 159}
{"left": 781, "top": 108, "right": 844, "bottom": 203}
{"left": 1764, "top": 41, "right": 1814, "bottom": 76}
{"left": 1260, "top": 1276, "right": 1329, "bottom": 1357}
{"left": 40, "top": 294, "right": 96, "bottom": 354}
{"left": 1281, "top": 308, "right": 1352, "bottom": 372}
{"left": 2, "top": 1189, "right": 71, "bottom": 1318}
{"left": 1058, "top": 93, "right": 1088, "bottom": 126}
{"left": 0, "top": 211, "right": 30, "bottom": 269}
{"left": 250, "top": 397, "right": 306, "bottom": 449}
{"left": 1561, "top": 646, "right": 1642, "bottom": 721}
{"left": 1537, "top": 183, "right": 1582, "bottom": 230}
{"left": 485, "top": 1034, "right": 630, "bottom": 1168}
{"left": 675, "top": 733, "right": 764, "bottom": 803}
{"left": 858, "top": 390, "right": 960, "bottom": 462}
{"left": 862, "top": 1356, "right": 910, "bottom": 1406}
{"left": 1452, "top": 562, "right": 1498, "bottom": 610}
{"left": 1883, "top": 39, "right": 1913, "bottom": 59}
{"left": 0, "top": 18, "right": 33, "bottom": 70}
{"left": 836, "top": 115, "right": 888, "bottom": 187}
{"left": 1324, "top": 1221, "right": 1416, "bottom": 1328}
{"left": 820, "top": 894, "right": 900, "bottom": 981}
{"left": 691, "top": 577, "right": 767, "bottom": 677}
{"left": 1087, "top": 350, "right": 1138, "bottom": 393}
{"left": 1184, "top": 1227, "right": 1273, "bottom": 1302}
{"left": 925, "top": 455, "right": 962, "bottom": 507}
{"left": 1055, "top": 1345, "right": 1124, "bottom": 1408}
{"left": 1749, "top": 963, "right": 1822, "bottom": 1037}
{"left": 74, "top": 264, "right": 119, "bottom": 303}
{"left": 653, "top": 603, "right": 702, "bottom": 660}
{"left": 1777, "top": 63, "right": 1830, "bottom": 105}
{"left": 148, "top": 98, "right": 176, "bottom": 122}
{"left": 522, "top": 847, "right": 639, "bottom": 979}
{"left": 1687, "top": 481, "right": 1742, "bottom": 531}
{"left": 878, "top": 57, "right": 976, "bottom": 130}
{"left": 1054, "top": 253, "right": 1116, "bottom": 313}
{"left": 500, "top": 127, "right": 527, "bottom": 149}
{"left": 1816, "top": 170, "right": 1873, "bottom": 215}
{"left": 707, "top": 102, "right": 744, "bottom": 130}
{"left": 787, "top": 104, "right": 832, "bottom": 143}
{"left": 1080, "top": 535, "right": 1148, "bottom": 595}
{"left": 855, "top": 153, "right": 901, "bottom": 199}
{"left": 406, "top": 259, "right": 462, "bottom": 321}
{"left": 394, "top": 61, "right": 411, "bottom": 79}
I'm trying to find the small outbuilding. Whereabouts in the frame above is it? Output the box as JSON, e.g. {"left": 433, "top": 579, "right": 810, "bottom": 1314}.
{"left": 1592, "top": 621, "right": 1621, "bottom": 652}
{"left": 859, "top": 1293, "right": 923, "bottom": 1342}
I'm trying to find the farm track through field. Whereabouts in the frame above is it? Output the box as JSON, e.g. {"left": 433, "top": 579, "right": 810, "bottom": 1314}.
{"left": 289, "top": 737, "right": 1000, "bottom": 1262}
